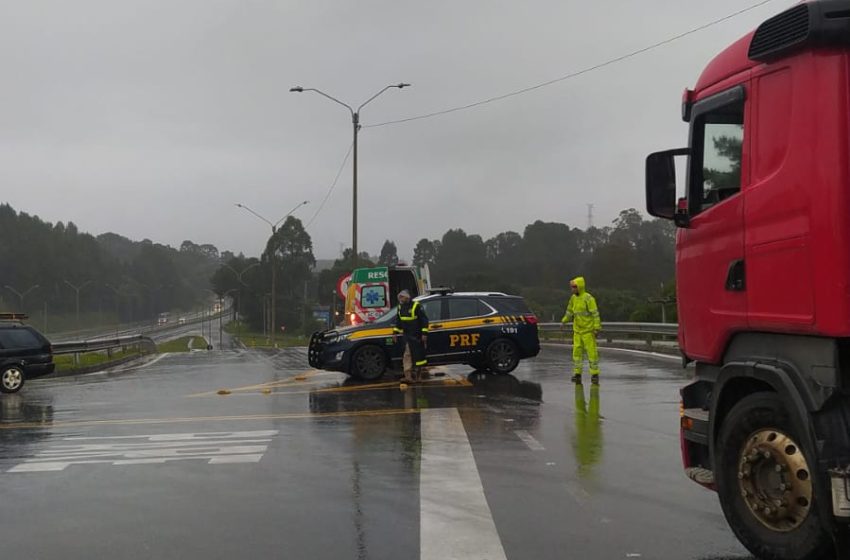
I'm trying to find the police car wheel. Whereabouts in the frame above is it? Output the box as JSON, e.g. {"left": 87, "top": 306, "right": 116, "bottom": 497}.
{"left": 486, "top": 339, "right": 519, "bottom": 375}
{"left": 351, "top": 345, "right": 387, "bottom": 381}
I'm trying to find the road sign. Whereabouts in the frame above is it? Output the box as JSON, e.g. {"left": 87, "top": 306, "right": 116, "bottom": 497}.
{"left": 337, "top": 273, "right": 352, "bottom": 299}
{"left": 351, "top": 267, "right": 388, "bottom": 283}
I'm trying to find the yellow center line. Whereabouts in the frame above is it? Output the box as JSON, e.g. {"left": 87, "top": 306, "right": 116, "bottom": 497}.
{"left": 0, "top": 408, "right": 422, "bottom": 431}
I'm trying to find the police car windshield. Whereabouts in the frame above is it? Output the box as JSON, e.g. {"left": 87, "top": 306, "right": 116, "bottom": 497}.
{"left": 372, "top": 307, "right": 398, "bottom": 324}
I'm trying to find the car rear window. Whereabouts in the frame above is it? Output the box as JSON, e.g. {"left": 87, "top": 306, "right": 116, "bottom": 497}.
{"left": 0, "top": 328, "right": 43, "bottom": 349}
{"left": 486, "top": 297, "right": 532, "bottom": 315}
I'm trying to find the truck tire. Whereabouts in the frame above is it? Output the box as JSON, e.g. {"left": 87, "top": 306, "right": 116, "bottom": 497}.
{"left": 350, "top": 345, "right": 387, "bottom": 381}
{"left": 485, "top": 339, "right": 519, "bottom": 375}
{"left": 0, "top": 365, "right": 25, "bottom": 394}
{"left": 715, "top": 392, "right": 833, "bottom": 560}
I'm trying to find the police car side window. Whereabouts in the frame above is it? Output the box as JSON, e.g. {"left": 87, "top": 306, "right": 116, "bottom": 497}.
{"left": 421, "top": 300, "right": 442, "bottom": 321}
{"left": 448, "top": 298, "right": 482, "bottom": 320}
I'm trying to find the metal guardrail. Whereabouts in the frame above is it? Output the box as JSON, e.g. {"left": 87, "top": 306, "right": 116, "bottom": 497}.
{"left": 52, "top": 334, "right": 158, "bottom": 368}
{"left": 538, "top": 322, "right": 679, "bottom": 352}
{"left": 49, "top": 307, "right": 231, "bottom": 343}
{"left": 538, "top": 322, "right": 678, "bottom": 336}
{"left": 52, "top": 335, "right": 156, "bottom": 355}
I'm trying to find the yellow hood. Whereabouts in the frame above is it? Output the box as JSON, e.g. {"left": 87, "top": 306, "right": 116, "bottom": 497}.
{"left": 570, "top": 276, "right": 586, "bottom": 294}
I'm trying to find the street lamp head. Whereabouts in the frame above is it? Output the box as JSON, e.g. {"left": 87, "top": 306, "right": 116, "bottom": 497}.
{"left": 396, "top": 83, "right": 411, "bottom": 88}
{"left": 290, "top": 86, "right": 304, "bottom": 92}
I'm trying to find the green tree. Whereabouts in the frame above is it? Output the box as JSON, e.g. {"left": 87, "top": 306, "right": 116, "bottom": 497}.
{"left": 377, "top": 240, "right": 399, "bottom": 267}
{"left": 412, "top": 238, "right": 440, "bottom": 268}
{"left": 704, "top": 135, "right": 743, "bottom": 192}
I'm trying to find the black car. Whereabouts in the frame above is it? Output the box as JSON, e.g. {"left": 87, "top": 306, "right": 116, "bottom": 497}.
{"left": 0, "top": 316, "right": 54, "bottom": 393}
{"left": 308, "top": 291, "right": 540, "bottom": 380}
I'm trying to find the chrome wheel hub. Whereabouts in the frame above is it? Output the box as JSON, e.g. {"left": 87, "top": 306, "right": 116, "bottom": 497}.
{"left": 2, "top": 368, "right": 23, "bottom": 391}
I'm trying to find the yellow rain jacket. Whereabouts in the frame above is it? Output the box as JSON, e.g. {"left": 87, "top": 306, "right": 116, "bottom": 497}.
{"left": 561, "top": 277, "right": 601, "bottom": 335}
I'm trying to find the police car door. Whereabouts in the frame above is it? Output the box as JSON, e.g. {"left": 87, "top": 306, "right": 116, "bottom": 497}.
{"left": 418, "top": 298, "right": 447, "bottom": 364}
{"left": 444, "top": 298, "right": 491, "bottom": 361}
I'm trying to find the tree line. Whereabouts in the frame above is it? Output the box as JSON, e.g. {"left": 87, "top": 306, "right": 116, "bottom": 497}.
{"left": 0, "top": 201, "right": 675, "bottom": 335}
{"left": 408, "top": 208, "right": 676, "bottom": 322}
{"left": 0, "top": 203, "right": 225, "bottom": 331}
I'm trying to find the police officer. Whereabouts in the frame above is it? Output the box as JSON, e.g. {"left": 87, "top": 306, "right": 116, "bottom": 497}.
{"left": 561, "top": 276, "right": 602, "bottom": 384}
{"left": 392, "top": 290, "right": 429, "bottom": 383}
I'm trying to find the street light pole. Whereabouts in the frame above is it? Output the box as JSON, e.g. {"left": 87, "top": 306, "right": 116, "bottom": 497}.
{"left": 289, "top": 83, "right": 411, "bottom": 268}
{"left": 4, "top": 284, "right": 39, "bottom": 313}
{"left": 64, "top": 280, "right": 92, "bottom": 331}
{"left": 236, "top": 201, "right": 308, "bottom": 348}
{"left": 222, "top": 262, "right": 259, "bottom": 344}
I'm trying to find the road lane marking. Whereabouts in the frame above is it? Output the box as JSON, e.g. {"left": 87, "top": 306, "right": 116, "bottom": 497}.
{"left": 0, "top": 408, "right": 421, "bottom": 430}
{"left": 513, "top": 430, "right": 545, "bottom": 451}
{"left": 420, "top": 408, "right": 507, "bottom": 560}
{"left": 7, "top": 430, "right": 276, "bottom": 473}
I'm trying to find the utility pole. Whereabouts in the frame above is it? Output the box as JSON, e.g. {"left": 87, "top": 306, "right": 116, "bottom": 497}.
{"left": 290, "top": 83, "right": 411, "bottom": 268}
{"left": 587, "top": 203, "right": 595, "bottom": 229}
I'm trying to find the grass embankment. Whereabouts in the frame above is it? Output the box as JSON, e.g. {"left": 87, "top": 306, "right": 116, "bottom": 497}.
{"left": 53, "top": 347, "right": 144, "bottom": 373}
{"left": 224, "top": 322, "right": 309, "bottom": 348}
{"left": 157, "top": 336, "right": 208, "bottom": 353}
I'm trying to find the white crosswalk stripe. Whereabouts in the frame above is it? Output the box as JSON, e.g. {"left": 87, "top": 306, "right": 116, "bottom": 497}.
{"left": 7, "top": 430, "right": 277, "bottom": 473}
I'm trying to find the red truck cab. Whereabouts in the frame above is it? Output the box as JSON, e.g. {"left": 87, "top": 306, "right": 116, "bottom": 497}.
{"left": 646, "top": 2, "right": 850, "bottom": 559}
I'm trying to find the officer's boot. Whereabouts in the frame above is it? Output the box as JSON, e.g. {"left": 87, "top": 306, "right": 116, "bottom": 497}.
{"left": 571, "top": 373, "right": 582, "bottom": 384}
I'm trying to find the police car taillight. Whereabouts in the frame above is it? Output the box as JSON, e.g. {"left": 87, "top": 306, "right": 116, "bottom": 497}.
{"left": 524, "top": 314, "right": 538, "bottom": 325}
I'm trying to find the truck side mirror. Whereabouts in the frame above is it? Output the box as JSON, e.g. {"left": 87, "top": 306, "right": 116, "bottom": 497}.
{"left": 646, "top": 148, "right": 689, "bottom": 222}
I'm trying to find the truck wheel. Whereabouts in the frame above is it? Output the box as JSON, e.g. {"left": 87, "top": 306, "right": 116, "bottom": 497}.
{"left": 0, "top": 365, "right": 25, "bottom": 394}
{"left": 486, "top": 339, "right": 519, "bottom": 375}
{"left": 350, "top": 346, "right": 387, "bottom": 381}
{"left": 715, "top": 392, "right": 832, "bottom": 560}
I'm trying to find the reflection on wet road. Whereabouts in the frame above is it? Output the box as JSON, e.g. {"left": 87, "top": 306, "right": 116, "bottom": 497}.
{"left": 0, "top": 344, "right": 752, "bottom": 559}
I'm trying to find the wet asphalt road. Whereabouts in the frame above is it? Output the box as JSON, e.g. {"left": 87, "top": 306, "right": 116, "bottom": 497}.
{"left": 0, "top": 340, "right": 751, "bottom": 560}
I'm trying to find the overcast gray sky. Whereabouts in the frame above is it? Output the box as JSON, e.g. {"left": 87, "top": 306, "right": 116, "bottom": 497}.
{"left": 0, "top": 0, "right": 793, "bottom": 260}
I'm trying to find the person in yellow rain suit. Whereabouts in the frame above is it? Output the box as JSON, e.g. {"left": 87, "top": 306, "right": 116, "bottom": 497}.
{"left": 561, "top": 276, "right": 602, "bottom": 384}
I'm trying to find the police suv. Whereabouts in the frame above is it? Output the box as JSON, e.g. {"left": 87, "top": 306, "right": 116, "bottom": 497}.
{"left": 308, "top": 290, "right": 540, "bottom": 380}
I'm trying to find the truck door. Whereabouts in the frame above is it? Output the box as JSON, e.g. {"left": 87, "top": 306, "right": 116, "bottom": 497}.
{"left": 678, "top": 85, "right": 749, "bottom": 362}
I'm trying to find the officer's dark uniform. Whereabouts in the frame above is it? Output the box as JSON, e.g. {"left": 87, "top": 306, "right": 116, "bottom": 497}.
{"left": 393, "top": 300, "right": 429, "bottom": 378}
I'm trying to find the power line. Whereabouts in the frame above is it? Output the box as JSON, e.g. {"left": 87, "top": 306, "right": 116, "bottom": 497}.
{"left": 305, "top": 142, "right": 354, "bottom": 229}
{"left": 364, "top": 0, "right": 778, "bottom": 129}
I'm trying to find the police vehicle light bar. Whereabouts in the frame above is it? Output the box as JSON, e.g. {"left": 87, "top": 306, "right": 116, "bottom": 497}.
{"left": 426, "top": 287, "right": 454, "bottom": 296}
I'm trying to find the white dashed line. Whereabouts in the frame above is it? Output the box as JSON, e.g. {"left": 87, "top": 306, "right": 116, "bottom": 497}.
{"left": 513, "top": 430, "right": 545, "bottom": 451}
{"left": 420, "top": 408, "right": 507, "bottom": 560}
